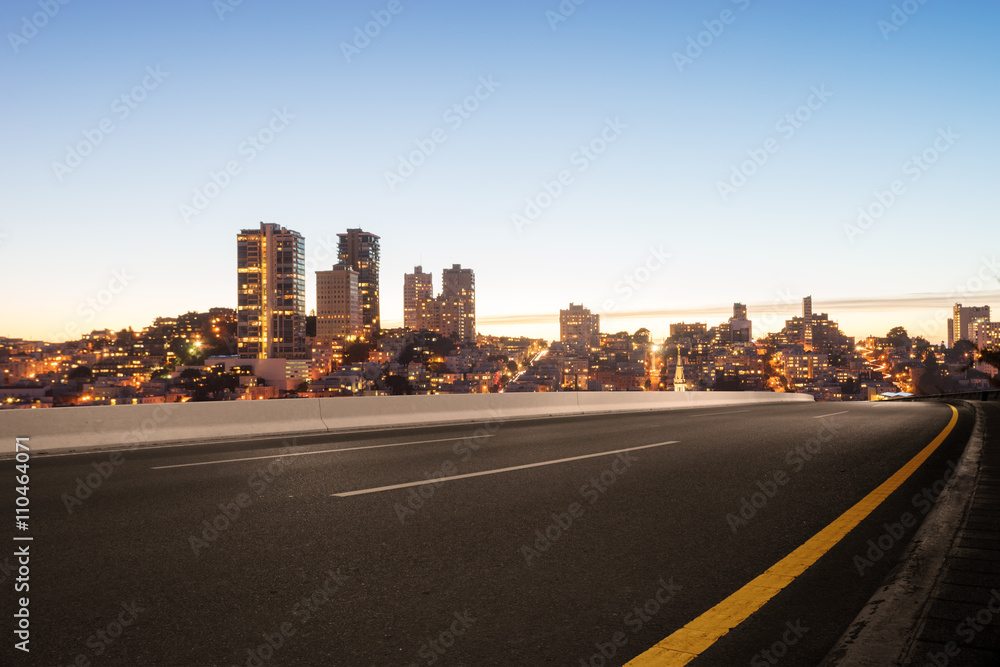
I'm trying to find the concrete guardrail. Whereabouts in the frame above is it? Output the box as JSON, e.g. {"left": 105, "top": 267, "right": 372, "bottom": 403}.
{"left": 0, "top": 391, "right": 814, "bottom": 454}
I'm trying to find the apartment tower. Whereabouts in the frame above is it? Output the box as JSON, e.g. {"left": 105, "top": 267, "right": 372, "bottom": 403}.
{"left": 337, "top": 228, "right": 380, "bottom": 340}
{"left": 316, "top": 264, "right": 363, "bottom": 340}
{"left": 237, "top": 222, "right": 306, "bottom": 359}
{"left": 442, "top": 264, "right": 476, "bottom": 342}
{"left": 403, "top": 266, "right": 433, "bottom": 331}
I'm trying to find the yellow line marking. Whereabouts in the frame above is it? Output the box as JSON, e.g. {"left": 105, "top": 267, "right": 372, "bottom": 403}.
{"left": 627, "top": 404, "right": 959, "bottom": 666}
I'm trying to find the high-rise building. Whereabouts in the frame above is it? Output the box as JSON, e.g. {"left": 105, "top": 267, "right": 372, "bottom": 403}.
{"left": 803, "top": 296, "right": 813, "bottom": 349}
{"left": 442, "top": 264, "right": 475, "bottom": 341}
{"left": 403, "top": 266, "right": 433, "bottom": 331}
{"left": 337, "top": 229, "right": 380, "bottom": 340}
{"left": 952, "top": 304, "right": 991, "bottom": 346}
{"left": 417, "top": 294, "right": 466, "bottom": 342}
{"left": 973, "top": 320, "right": 1000, "bottom": 350}
{"left": 237, "top": 222, "right": 306, "bottom": 359}
{"left": 403, "top": 264, "right": 476, "bottom": 342}
{"left": 560, "top": 303, "right": 600, "bottom": 353}
{"left": 316, "top": 265, "right": 362, "bottom": 340}
{"left": 772, "top": 300, "right": 854, "bottom": 357}
{"left": 670, "top": 322, "right": 707, "bottom": 338}
{"left": 438, "top": 295, "right": 467, "bottom": 342}
{"left": 728, "top": 302, "right": 752, "bottom": 344}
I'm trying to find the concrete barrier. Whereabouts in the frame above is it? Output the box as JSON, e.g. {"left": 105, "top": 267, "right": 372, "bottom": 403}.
{"left": 0, "top": 399, "right": 327, "bottom": 454}
{"left": 0, "top": 391, "right": 813, "bottom": 455}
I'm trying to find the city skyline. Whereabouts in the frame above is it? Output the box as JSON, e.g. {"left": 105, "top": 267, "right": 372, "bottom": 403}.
{"left": 6, "top": 215, "right": 998, "bottom": 346}
{"left": 3, "top": 1, "right": 999, "bottom": 343}
{"left": 4, "top": 214, "right": 1000, "bottom": 346}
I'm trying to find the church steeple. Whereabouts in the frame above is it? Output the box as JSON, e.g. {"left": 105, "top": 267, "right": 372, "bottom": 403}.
{"left": 674, "top": 346, "right": 687, "bottom": 392}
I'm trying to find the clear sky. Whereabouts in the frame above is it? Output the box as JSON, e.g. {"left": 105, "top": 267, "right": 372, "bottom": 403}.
{"left": 2, "top": 0, "right": 998, "bottom": 345}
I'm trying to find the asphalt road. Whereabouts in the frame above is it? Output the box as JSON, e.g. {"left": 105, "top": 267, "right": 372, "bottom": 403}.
{"left": 0, "top": 400, "right": 976, "bottom": 666}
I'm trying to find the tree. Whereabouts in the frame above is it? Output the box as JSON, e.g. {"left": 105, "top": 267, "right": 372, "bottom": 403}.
{"left": 633, "top": 328, "right": 651, "bottom": 345}
{"left": 840, "top": 378, "right": 861, "bottom": 396}
{"left": 68, "top": 365, "right": 93, "bottom": 380}
{"left": 913, "top": 336, "right": 931, "bottom": 356}
{"left": 397, "top": 344, "right": 415, "bottom": 366}
{"left": 886, "top": 326, "right": 910, "bottom": 349}
{"left": 345, "top": 342, "right": 372, "bottom": 364}
{"left": 946, "top": 339, "right": 977, "bottom": 364}
{"left": 148, "top": 367, "right": 170, "bottom": 381}
{"left": 979, "top": 348, "right": 1000, "bottom": 371}
{"left": 429, "top": 335, "right": 456, "bottom": 357}
{"left": 506, "top": 360, "right": 519, "bottom": 374}
{"left": 384, "top": 375, "right": 412, "bottom": 395}
{"left": 427, "top": 361, "right": 449, "bottom": 374}
{"left": 116, "top": 328, "right": 137, "bottom": 345}
{"left": 168, "top": 337, "right": 206, "bottom": 366}
{"left": 956, "top": 339, "right": 978, "bottom": 353}
{"left": 923, "top": 351, "right": 939, "bottom": 375}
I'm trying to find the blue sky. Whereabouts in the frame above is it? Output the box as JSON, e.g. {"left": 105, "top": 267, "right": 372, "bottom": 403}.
{"left": 2, "top": 0, "right": 998, "bottom": 344}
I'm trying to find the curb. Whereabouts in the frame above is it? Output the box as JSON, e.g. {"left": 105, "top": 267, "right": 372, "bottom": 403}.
{"left": 819, "top": 401, "right": 985, "bottom": 666}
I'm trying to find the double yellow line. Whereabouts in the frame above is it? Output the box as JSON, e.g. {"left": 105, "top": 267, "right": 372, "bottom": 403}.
{"left": 629, "top": 405, "right": 960, "bottom": 666}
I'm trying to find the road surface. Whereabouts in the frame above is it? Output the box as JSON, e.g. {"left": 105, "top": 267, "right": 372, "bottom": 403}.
{"left": 1, "top": 399, "right": 974, "bottom": 666}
